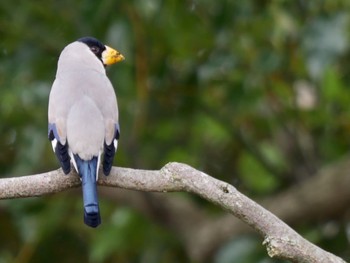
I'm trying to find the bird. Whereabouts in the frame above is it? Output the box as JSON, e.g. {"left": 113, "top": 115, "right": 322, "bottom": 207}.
{"left": 48, "top": 37, "right": 124, "bottom": 228}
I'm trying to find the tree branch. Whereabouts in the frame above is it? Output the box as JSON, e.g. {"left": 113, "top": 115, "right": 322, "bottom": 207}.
{"left": 183, "top": 155, "right": 350, "bottom": 261}
{"left": 0, "top": 163, "right": 346, "bottom": 263}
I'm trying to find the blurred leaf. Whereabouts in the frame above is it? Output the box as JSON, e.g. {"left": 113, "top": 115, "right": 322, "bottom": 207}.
{"left": 214, "top": 236, "right": 287, "bottom": 263}
{"left": 302, "top": 13, "right": 349, "bottom": 80}
{"left": 90, "top": 208, "right": 147, "bottom": 262}
{"left": 238, "top": 143, "right": 282, "bottom": 194}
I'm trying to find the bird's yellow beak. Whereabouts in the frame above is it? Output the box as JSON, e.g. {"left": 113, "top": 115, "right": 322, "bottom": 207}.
{"left": 102, "top": 46, "right": 125, "bottom": 66}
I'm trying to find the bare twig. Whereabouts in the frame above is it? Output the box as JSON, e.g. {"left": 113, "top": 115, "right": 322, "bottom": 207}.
{"left": 0, "top": 163, "right": 346, "bottom": 263}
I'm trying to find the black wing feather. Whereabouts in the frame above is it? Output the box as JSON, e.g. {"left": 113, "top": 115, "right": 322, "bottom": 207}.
{"left": 48, "top": 123, "right": 71, "bottom": 174}
{"left": 103, "top": 124, "right": 120, "bottom": 176}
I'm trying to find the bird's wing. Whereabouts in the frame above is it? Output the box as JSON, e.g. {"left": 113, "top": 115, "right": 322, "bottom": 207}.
{"left": 103, "top": 122, "right": 120, "bottom": 175}
{"left": 48, "top": 77, "right": 71, "bottom": 174}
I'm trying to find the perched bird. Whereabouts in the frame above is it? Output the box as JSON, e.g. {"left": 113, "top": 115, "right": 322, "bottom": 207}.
{"left": 48, "top": 37, "right": 124, "bottom": 228}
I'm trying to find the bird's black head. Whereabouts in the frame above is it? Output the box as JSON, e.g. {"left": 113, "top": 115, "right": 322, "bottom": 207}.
{"left": 77, "top": 36, "right": 124, "bottom": 66}
{"left": 78, "top": 36, "right": 106, "bottom": 63}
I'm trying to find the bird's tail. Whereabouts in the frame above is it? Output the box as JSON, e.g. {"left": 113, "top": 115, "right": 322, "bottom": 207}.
{"left": 74, "top": 155, "right": 101, "bottom": 228}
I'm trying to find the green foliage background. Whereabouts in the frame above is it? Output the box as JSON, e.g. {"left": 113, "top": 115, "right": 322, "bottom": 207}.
{"left": 0, "top": 1, "right": 349, "bottom": 262}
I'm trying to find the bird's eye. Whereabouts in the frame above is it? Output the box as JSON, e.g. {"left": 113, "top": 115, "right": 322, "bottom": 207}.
{"left": 90, "top": 46, "right": 99, "bottom": 54}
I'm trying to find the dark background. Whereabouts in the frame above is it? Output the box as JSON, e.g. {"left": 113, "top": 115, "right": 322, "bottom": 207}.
{"left": 0, "top": 1, "right": 349, "bottom": 262}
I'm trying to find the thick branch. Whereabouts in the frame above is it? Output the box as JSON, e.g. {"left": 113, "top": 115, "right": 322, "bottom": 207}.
{"left": 0, "top": 163, "right": 346, "bottom": 263}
